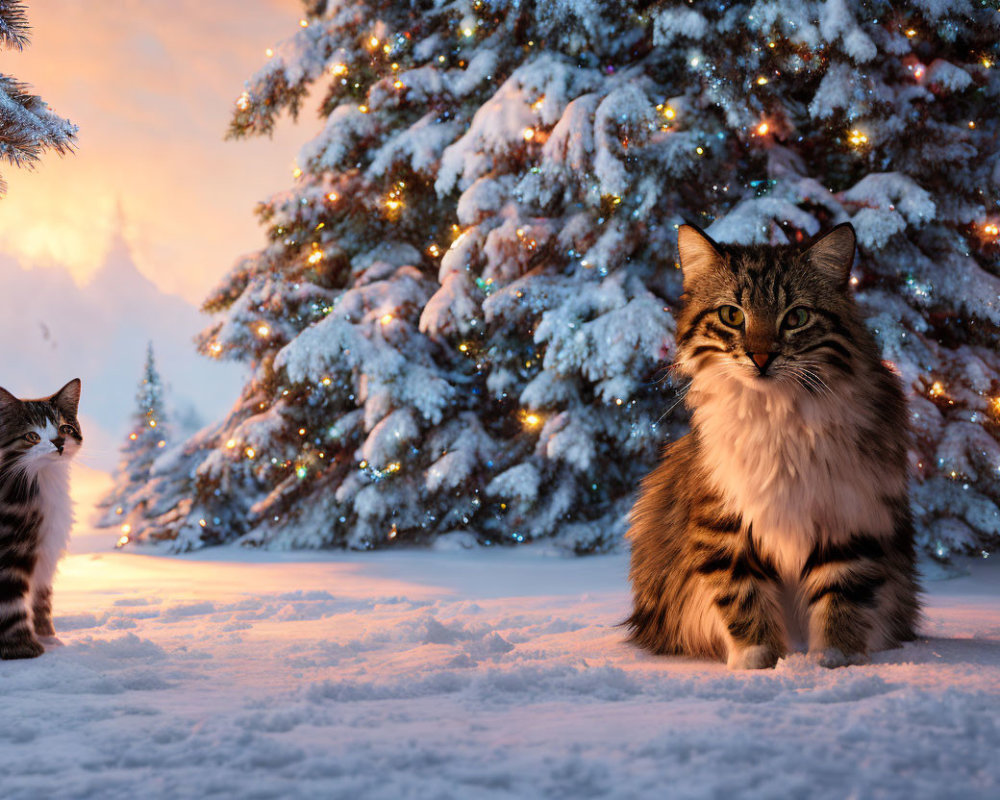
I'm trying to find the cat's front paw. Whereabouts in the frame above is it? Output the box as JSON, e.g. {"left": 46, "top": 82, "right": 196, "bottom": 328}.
{"left": 33, "top": 618, "right": 55, "bottom": 637}
{"left": 810, "top": 647, "right": 869, "bottom": 669}
{"left": 727, "top": 644, "right": 780, "bottom": 670}
{"left": 0, "top": 634, "right": 45, "bottom": 660}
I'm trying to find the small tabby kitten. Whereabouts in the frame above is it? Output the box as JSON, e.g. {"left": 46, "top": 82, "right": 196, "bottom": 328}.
{"left": 0, "top": 380, "right": 82, "bottom": 659}
{"left": 626, "top": 224, "right": 919, "bottom": 669}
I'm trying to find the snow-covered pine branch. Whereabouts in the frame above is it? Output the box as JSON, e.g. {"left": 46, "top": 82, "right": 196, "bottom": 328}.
{"left": 0, "top": 2, "right": 76, "bottom": 195}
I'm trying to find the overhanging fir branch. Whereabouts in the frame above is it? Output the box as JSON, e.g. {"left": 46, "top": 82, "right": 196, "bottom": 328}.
{"left": 0, "top": 5, "right": 77, "bottom": 194}
{"left": 0, "top": 0, "right": 30, "bottom": 51}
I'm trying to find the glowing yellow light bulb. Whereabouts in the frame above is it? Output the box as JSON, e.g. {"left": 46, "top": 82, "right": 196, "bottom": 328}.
{"left": 848, "top": 129, "right": 869, "bottom": 147}
{"left": 520, "top": 410, "right": 543, "bottom": 429}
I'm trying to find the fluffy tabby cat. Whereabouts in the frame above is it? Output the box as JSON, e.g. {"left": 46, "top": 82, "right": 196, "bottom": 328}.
{"left": 626, "top": 224, "right": 919, "bottom": 669}
{"left": 0, "top": 379, "right": 82, "bottom": 659}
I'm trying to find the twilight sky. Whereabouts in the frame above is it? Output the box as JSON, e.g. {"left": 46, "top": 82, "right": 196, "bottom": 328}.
{"left": 0, "top": 0, "right": 321, "bottom": 468}
{"left": 1, "top": 0, "right": 312, "bottom": 303}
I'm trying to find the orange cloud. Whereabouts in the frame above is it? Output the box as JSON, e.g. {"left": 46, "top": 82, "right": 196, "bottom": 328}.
{"left": 0, "top": 0, "right": 312, "bottom": 304}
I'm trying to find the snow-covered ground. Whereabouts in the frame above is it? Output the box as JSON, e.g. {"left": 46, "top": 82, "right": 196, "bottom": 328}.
{"left": 2, "top": 466, "right": 998, "bottom": 799}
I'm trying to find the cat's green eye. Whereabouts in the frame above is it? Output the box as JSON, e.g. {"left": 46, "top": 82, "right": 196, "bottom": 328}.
{"left": 24, "top": 432, "right": 41, "bottom": 444}
{"left": 782, "top": 307, "right": 810, "bottom": 330}
{"left": 718, "top": 306, "right": 745, "bottom": 327}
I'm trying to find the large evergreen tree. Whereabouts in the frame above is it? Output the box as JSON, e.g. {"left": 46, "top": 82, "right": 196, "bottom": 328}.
{"left": 128, "top": 0, "right": 1000, "bottom": 558}
{"left": 0, "top": 1, "right": 76, "bottom": 194}
{"left": 97, "top": 343, "right": 171, "bottom": 544}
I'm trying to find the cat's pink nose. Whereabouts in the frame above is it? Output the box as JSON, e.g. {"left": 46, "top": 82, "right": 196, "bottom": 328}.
{"left": 749, "top": 352, "right": 776, "bottom": 373}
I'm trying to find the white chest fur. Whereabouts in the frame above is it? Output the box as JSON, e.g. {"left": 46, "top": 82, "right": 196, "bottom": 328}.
{"left": 33, "top": 461, "right": 74, "bottom": 582}
{"left": 690, "top": 375, "right": 904, "bottom": 577}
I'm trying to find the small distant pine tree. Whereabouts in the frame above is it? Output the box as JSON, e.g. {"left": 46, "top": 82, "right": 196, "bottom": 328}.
{"left": 97, "top": 344, "right": 170, "bottom": 540}
{"left": 0, "top": 1, "right": 76, "bottom": 195}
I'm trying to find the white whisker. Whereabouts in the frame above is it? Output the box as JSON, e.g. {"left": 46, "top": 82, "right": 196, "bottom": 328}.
{"left": 656, "top": 378, "right": 691, "bottom": 424}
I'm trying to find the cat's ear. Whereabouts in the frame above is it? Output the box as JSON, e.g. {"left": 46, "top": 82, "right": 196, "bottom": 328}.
{"left": 51, "top": 379, "right": 82, "bottom": 418}
{"left": 805, "top": 223, "right": 855, "bottom": 288}
{"left": 0, "top": 387, "right": 20, "bottom": 414}
{"left": 677, "top": 224, "right": 724, "bottom": 289}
